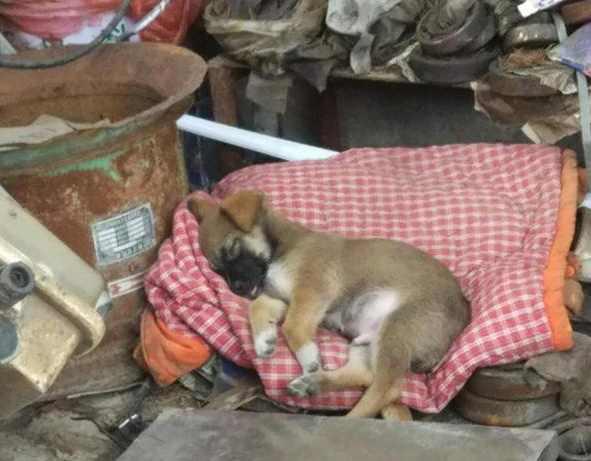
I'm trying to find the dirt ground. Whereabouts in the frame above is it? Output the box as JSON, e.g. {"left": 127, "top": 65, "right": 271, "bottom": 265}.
{"left": 0, "top": 383, "right": 201, "bottom": 461}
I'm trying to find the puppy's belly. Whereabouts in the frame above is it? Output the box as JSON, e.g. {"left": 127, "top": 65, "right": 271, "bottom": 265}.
{"left": 325, "top": 290, "right": 402, "bottom": 344}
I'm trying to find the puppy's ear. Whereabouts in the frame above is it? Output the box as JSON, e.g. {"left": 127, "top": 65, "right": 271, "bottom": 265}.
{"left": 221, "top": 190, "right": 264, "bottom": 232}
{"left": 187, "top": 197, "right": 218, "bottom": 223}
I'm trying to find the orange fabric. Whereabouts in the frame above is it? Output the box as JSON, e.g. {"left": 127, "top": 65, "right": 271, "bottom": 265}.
{"left": 543, "top": 150, "right": 578, "bottom": 351}
{"left": 133, "top": 308, "right": 212, "bottom": 386}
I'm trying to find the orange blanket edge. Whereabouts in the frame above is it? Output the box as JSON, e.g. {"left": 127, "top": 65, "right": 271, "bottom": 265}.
{"left": 543, "top": 149, "right": 578, "bottom": 351}
{"left": 133, "top": 308, "right": 213, "bottom": 386}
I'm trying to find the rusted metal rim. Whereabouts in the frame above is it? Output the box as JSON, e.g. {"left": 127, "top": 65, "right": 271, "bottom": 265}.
{"left": 466, "top": 364, "right": 561, "bottom": 401}
{"left": 454, "top": 388, "right": 561, "bottom": 426}
{"left": 0, "top": 43, "right": 207, "bottom": 175}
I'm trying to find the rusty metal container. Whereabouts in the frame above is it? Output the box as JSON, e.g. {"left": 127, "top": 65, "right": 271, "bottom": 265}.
{"left": 0, "top": 43, "right": 207, "bottom": 397}
{"left": 455, "top": 363, "right": 562, "bottom": 427}
{"left": 0, "top": 186, "right": 107, "bottom": 418}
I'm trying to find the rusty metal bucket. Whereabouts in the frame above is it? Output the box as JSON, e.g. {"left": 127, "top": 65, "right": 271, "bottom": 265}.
{"left": 0, "top": 43, "right": 207, "bottom": 398}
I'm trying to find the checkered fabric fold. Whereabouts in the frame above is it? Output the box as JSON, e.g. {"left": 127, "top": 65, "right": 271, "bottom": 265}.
{"left": 145, "top": 145, "right": 562, "bottom": 412}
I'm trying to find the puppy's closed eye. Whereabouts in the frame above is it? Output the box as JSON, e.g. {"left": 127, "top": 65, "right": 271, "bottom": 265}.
{"left": 222, "top": 238, "right": 241, "bottom": 261}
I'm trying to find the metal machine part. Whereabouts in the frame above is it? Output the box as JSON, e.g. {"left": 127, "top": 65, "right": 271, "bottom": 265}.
{"left": 0, "top": 262, "right": 35, "bottom": 310}
{"left": 0, "top": 187, "right": 107, "bottom": 418}
{"left": 0, "top": 262, "right": 35, "bottom": 363}
{"left": 0, "top": 317, "right": 18, "bottom": 363}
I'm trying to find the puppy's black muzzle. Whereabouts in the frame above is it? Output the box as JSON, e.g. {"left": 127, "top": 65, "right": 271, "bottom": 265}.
{"left": 221, "top": 249, "right": 268, "bottom": 299}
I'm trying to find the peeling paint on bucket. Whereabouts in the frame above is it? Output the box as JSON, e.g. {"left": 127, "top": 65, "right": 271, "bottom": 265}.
{"left": 0, "top": 43, "right": 207, "bottom": 397}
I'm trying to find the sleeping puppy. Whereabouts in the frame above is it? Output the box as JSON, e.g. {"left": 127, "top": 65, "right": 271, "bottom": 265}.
{"left": 189, "top": 190, "right": 470, "bottom": 418}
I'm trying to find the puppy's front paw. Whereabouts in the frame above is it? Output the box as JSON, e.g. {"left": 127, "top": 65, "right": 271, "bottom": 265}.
{"left": 296, "top": 342, "right": 321, "bottom": 374}
{"left": 254, "top": 328, "right": 277, "bottom": 358}
{"left": 287, "top": 374, "right": 321, "bottom": 397}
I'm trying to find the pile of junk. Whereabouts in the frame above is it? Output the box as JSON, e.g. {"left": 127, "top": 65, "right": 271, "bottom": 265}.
{"left": 5, "top": 1, "right": 591, "bottom": 461}
{"left": 200, "top": 0, "right": 591, "bottom": 145}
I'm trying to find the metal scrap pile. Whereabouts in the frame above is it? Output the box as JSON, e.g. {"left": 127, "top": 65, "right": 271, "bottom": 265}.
{"left": 203, "top": 0, "right": 570, "bottom": 83}
{"left": 471, "top": 1, "right": 582, "bottom": 143}
{"left": 204, "top": 0, "right": 588, "bottom": 142}
{"left": 409, "top": 0, "right": 499, "bottom": 84}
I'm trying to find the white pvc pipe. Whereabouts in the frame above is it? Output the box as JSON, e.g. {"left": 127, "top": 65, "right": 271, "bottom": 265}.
{"left": 176, "top": 114, "right": 338, "bottom": 162}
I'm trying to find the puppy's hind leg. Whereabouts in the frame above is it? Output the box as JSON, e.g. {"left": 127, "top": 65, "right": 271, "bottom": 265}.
{"left": 346, "top": 330, "right": 411, "bottom": 419}
{"left": 288, "top": 345, "right": 373, "bottom": 397}
{"left": 250, "top": 294, "right": 287, "bottom": 358}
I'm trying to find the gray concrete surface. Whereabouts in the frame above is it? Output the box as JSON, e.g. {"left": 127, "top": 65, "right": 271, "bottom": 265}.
{"left": 119, "top": 409, "right": 558, "bottom": 461}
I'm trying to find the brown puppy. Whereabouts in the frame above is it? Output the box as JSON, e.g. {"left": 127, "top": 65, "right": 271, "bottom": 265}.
{"left": 189, "top": 190, "right": 470, "bottom": 418}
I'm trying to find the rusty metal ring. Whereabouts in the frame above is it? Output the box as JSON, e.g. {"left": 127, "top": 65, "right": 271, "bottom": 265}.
{"left": 503, "top": 23, "right": 558, "bottom": 51}
{"left": 465, "top": 362, "right": 560, "bottom": 400}
{"left": 484, "top": 60, "right": 559, "bottom": 97}
{"left": 462, "top": 9, "right": 497, "bottom": 53}
{"left": 558, "top": 427, "right": 591, "bottom": 461}
{"left": 410, "top": 44, "right": 500, "bottom": 84}
{"left": 454, "top": 389, "right": 561, "bottom": 426}
{"left": 417, "top": 0, "right": 489, "bottom": 56}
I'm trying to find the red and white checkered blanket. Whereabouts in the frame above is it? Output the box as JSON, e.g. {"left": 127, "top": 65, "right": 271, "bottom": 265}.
{"left": 145, "top": 144, "right": 563, "bottom": 412}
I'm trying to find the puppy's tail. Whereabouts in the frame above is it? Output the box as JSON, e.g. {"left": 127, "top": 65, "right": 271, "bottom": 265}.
{"left": 346, "top": 340, "right": 410, "bottom": 419}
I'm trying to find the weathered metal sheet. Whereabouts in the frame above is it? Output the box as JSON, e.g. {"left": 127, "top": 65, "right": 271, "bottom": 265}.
{"left": 119, "top": 409, "right": 559, "bottom": 461}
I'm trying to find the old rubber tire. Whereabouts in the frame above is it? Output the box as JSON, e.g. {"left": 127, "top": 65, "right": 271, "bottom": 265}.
{"left": 410, "top": 44, "right": 500, "bottom": 84}
{"left": 417, "top": 0, "right": 489, "bottom": 57}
